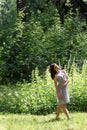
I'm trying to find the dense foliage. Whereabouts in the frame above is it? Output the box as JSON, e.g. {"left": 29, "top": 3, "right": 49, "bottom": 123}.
{"left": 0, "top": 0, "right": 87, "bottom": 114}
{"left": 0, "top": 0, "right": 87, "bottom": 84}
{"left": 0, "top": 61, "right": 87, "bottom": 114}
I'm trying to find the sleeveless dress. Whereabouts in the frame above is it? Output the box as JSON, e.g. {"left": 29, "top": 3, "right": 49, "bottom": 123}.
{"left": 57, "top": 71, "right": 70, "bottom": 104}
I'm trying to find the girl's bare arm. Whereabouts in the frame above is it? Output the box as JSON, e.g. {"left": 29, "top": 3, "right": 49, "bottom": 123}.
{"left": 62, "top": 69, "right": 69, "bottom": 80}
{"left": 62, "top": 70, "right": 70, "bottom": 88}
{"left": 61, "top": 79, "right": 70, "bottom": 88}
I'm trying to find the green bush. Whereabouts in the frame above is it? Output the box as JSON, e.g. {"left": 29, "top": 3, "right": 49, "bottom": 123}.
{"left": 68, "top": 60, "right": 87, "bottom": 111}
{"left": 0, "top": 61, "right": 87, "bottom": 114}
{"left": 0, "top": 68, "right": 56, "bottom": 114}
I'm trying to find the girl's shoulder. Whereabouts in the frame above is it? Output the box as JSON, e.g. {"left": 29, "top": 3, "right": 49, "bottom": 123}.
{"left": 62, "top": 69, "right": 66, "bottom": 74}
{"left": 55, "top": 72, "right": 62, "bottom": 79}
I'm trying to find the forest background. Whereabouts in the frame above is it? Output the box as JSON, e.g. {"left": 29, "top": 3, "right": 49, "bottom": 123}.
{"left": 0, "top": 0, "right": 87, "bottom": 114}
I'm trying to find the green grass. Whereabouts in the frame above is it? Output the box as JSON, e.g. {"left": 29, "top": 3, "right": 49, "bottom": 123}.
{"left": 0, "top": 112, "right": 87, "bottom": 130}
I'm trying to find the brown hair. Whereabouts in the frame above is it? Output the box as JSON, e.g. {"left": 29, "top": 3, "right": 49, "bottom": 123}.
{"left": 50, "top": 63, "right": 57, "bottom": 79}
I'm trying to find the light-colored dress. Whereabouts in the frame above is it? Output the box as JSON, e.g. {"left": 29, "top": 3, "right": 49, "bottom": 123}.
{"left": 57, "top": 71, "right": 70, "bottom": 104}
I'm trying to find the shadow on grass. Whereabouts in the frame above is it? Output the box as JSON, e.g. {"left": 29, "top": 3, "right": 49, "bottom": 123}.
{"left": 43, "top": 117, "right": 64, "bottom": 123}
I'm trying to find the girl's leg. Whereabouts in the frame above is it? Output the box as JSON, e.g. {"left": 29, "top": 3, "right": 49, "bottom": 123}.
{"left": 62, "top": 104, "right": 70, "bottom": 119}
{"left": 56, "top": 104, "right": 63, "bottom": 118}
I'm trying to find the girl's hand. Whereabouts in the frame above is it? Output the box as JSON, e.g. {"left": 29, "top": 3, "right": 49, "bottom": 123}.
{"left": 61, "top": 79, "right": 70, "bottom": 88}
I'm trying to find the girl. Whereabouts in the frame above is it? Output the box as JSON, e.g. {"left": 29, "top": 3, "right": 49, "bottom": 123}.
{"left": 50, "top": 63, "right": 70, "bottom": 119}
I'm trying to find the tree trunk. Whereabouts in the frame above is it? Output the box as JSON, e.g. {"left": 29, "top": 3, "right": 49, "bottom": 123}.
{"left": 51, "top": 0, "right": 87, "bottom": 23}
{"left": 16, "top": 0, "right": 26, "bottom": 21}
{"left": 70, "top": 0, "right": 87, "bottom": 23}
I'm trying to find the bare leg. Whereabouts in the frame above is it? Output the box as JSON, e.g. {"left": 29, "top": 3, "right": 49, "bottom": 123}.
{"left": 56, "top": 104, "right": 63, "bottom": 118}
{"left": 62, "top": 104, "right": 70, "bottom": 119}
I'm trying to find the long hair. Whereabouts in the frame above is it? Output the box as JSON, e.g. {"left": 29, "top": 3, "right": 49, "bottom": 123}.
{"left": 50, "top": 63, "right": 57, "bottom": 79}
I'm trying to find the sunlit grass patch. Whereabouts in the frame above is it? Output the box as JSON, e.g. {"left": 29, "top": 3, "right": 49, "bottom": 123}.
{"left": 0, "top": 112, "right": 87, "bottom": 130}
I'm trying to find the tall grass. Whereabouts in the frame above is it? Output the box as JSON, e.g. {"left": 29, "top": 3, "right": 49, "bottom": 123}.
{"left": 0, "top": 60, "right": 87, "bottom": 114}
{"left": 68, "top": 60, "right": 87, "bottom": 111}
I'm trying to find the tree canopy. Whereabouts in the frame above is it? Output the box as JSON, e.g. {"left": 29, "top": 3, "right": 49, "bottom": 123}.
{"left": 0, "top": 0, "right": 87, "bottom": 84}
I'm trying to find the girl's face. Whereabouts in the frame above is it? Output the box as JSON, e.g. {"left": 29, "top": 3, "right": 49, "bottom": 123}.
{"left": 54, "top": 64, "right": 60, "bottom": 72}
